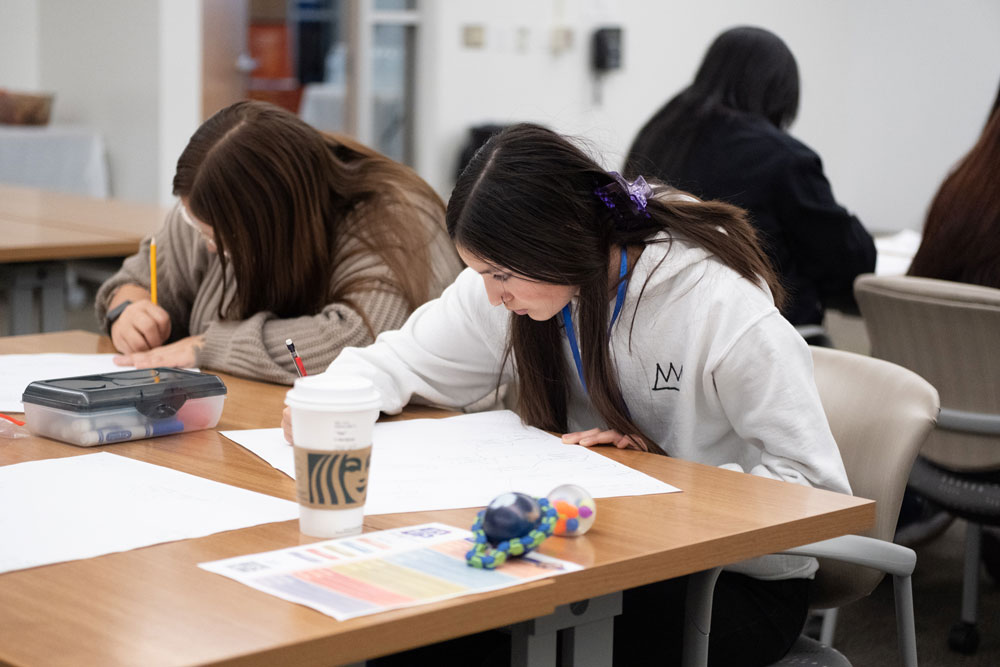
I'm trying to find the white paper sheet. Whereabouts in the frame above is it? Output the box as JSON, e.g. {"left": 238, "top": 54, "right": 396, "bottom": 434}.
{"left": 0, "top": 354, "right": 137, "bottom": 412}
{"left": 222, "top": 410, "right": 678, "bottom": 515}
{"left": 0, "top": 452, "right": 299, "bottom": 574}
{"left": 875, "top": 229, "right": 922, "bottom": 276}
{"left": 199, "top": 522, "right": 583, "bottom": 621}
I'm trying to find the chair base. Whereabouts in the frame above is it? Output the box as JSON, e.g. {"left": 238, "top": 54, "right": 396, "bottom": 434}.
{"left": 907, "top": 457, "right": 1000, "bottom": 523}
{"left": 772, "top": 635, "right": 851, "bottom": 666}
{"left": 893, "top": 494, "right": 954, "bottom": 547}
{"left": 983, "top": 530, "right": 1000, "bottom": 583}
{"left": 948, "top": 621, "right": 979, "bottom": 655}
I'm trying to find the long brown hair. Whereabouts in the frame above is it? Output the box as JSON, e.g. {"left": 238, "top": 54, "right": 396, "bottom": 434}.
{"left": 908, "top": 98, "right": 1000, "bottom": 289}
{"left": 447, "top": 124, "right": 782, "bottom": 454}
{"left": 172, "top": 100, "right": 445, "bottom": 327}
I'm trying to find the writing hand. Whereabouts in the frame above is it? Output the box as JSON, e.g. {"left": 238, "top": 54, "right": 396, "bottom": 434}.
{"left": 110, "top": 300, "right": 172, "bottom": 353}
{"left": 282, "top": 406, "right": 294, "bottom": 445}
{"left": 114, "top": 335, "right": 204, "bottom": 369}
{"left": 561, "top": 427, "right": 649, "bottom": 451}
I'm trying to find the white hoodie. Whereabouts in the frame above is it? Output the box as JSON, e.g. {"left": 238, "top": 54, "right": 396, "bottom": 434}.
{"left": 327, "top": 231, "right": 852, "bottom": 580}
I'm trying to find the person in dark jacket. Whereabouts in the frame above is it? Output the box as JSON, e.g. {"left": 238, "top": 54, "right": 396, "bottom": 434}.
{"left": 625, "top": 26, "right": 875, "bottom": 330}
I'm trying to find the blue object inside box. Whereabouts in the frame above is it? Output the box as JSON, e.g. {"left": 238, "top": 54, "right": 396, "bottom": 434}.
{"left": 21, "top": 367, "right": 227, "bottom": 446}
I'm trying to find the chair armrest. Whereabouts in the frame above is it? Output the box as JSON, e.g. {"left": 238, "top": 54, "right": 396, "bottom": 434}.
{"left": 938, "top": 407, "right": 1000, "bottom": 435}
{"left": 780, "top": 534, "right": 916, "bottom": 577}
{"left": 784, "top": 535, "right": 919, "bottom": 667}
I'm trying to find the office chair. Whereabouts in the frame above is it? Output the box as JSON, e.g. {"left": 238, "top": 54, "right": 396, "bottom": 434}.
{"left": 854, "top": 273, "right": 1000, "bottom": 654}
{"left": 774, "top": 346, "right": 939, "bottom": 667}
{"left": 686, "top": 347, "right": 937, "bottom": 667}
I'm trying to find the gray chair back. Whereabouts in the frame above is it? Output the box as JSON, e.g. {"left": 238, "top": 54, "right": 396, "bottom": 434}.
{"left": 808, "top": 347, "right": 939, "bottom": 609}
{"left": 854, "top": 274, "right": 1000, "bottom": 471}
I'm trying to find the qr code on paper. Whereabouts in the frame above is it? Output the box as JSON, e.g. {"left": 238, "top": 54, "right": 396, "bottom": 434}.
{"left": 400, "top": 526, "right": 450, "bottom": 539}
{"left": 228, "top": 560, "right": 268, "bottom": 573}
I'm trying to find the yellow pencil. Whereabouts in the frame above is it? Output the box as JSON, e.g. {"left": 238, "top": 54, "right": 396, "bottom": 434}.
{"left": 149, "top": 236, "right": 158, "bottom": 305}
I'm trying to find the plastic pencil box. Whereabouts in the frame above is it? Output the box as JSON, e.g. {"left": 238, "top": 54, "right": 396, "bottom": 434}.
{"left": 21, "top": 367, "right": 227, "bottom": 447}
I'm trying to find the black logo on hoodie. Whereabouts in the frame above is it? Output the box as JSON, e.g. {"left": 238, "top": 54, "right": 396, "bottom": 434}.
{"left": 653, "top": 362, "right": 682, "bottom": 391}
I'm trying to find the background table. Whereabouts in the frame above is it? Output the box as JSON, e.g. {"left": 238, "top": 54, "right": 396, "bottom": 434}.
{"left": 0, "top": 185, "right": 166, "bottom": 335}
{"left": 0, "top": 125, "right": 109, "bottom": 198}
{"left": 0, "top": 331, "right": 875, "bottom": 666}
{"left": 874, "top": 229, "right": 921, "bottom": 277}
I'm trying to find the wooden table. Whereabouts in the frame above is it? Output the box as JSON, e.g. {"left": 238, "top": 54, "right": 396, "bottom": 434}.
{"left": 0, "top": 332, "right": 875, "bottom": 667}
{"left": 0, "top": 185, "right": 166, "bottom": 334}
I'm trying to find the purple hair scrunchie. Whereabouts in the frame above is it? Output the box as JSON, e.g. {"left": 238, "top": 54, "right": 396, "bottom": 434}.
{"left": 594, "top": 172, "right": 653, "bottom": 218}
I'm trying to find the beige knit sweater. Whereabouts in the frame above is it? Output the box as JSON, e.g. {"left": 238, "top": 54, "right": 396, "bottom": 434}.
{"left": 96, "top": 203, "right": 462, "bottom": 385}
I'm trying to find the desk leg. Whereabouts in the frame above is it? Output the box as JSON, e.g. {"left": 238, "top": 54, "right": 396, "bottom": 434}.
{"left": 510, "top": 592, "right": 622, "bottom": 667}
{"left": 5, "top": 262, "right": 67, "bottom": 335}
{"left": 8, "top": 267, "right": 34, "bottom": 336}
{"left": 41, "top": 263, "right": 66, "bottom": 332}
{"left": 681, "top": 566, "right": 722, "bottom": 667}
{"left": 510, "top": 622, "right": 557, "bottom": 667}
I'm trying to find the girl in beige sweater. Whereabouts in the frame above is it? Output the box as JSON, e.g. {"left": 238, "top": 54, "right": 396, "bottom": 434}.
{"left": 97, "top": 101, "right": 461, "bottom": 384}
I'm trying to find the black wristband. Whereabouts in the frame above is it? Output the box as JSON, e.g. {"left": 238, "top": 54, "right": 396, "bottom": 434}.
{"left": 105, "top": 300, "right": 132, "bottom": 332}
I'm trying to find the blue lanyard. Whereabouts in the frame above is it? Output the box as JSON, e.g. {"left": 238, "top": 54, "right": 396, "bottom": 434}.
{"left": 561, "top": 246, "right": 628, "bottom": 393}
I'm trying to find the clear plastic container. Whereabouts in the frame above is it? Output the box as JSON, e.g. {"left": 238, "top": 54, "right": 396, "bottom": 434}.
{"left": 21, "top": 368, "right": 227, "bottom": 447}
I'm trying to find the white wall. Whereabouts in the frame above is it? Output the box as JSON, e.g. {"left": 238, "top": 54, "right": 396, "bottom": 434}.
{"left": 417, "top": 0, "right": 1000, "bottom": 232}
{"left": 37, "top": 1, "right": 162, "bottom": 202}
{"left": 0, "top": 0, "right": 200, "bottom": 206}
{"left": 0, "top": 0, "right": 40, "bottom": 89}
{"left": 158, "top": 1, "right": 202, "bottom": 205}
{"left": 3, "top": 0, "right": 999, "bottom": 226}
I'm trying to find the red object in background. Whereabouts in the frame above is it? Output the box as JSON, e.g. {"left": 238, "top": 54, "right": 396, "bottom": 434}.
{"left": 249, "top": 22, "right": 294, "bottom": 78}
{"left": 248, "top": 22, "right": 303, "bottom": 113}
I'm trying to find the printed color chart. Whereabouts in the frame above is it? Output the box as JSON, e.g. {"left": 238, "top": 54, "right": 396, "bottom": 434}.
{"left": 199, "top": 523, "right": 582, "bottom": 620}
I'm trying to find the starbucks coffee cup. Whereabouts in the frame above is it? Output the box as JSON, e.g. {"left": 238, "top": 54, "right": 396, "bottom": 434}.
{"left": 284, "top": 374, "right": 381, "bottom": 538}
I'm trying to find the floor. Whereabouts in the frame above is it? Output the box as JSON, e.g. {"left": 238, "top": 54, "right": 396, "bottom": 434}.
{"left": 835, "top": 520, "right": 1000, "bottom": 666}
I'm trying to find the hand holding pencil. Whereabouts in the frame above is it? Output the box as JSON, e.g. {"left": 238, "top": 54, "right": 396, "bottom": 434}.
{"left": 106, "top": 250, "right": 172, "bottom": 360}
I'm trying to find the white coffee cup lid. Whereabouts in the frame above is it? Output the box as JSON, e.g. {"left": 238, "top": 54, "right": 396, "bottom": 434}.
{"left": 285, "top": 374, "right": 381, "bottom": 411}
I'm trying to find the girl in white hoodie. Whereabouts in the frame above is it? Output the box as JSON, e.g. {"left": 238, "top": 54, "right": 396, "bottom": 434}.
{"left": 290, "top": 124, "right": 851, "bottom": 666}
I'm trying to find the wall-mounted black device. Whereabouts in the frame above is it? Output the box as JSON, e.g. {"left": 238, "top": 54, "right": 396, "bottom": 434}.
{"left": 592, "top": 27, "right": 623, "bottom": 72}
